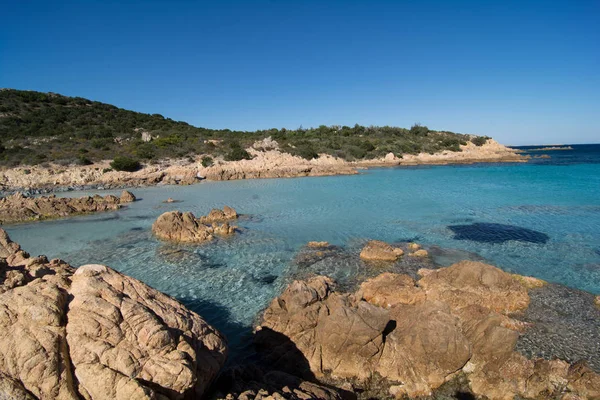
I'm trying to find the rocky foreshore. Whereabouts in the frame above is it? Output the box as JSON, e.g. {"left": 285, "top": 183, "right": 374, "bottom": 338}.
{"left": 0, "top": 139, "right": 526, "bottom": 194}
{"left": 0, "top": 229, "right": 599, "bottom": 400}
{"left": 0, "top": 190, "right": 136, "bottom": 224}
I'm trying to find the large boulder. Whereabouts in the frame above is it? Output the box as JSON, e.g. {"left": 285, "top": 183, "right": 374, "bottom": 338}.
{"left": 152, "top": 208, "right": 238, "bottom": 243}
{"left": 67, "top": 264, "right": 227, "bottom": 399}
{"left": 258, "top": 260, "right": 600, "bottom": 399}
{"left": 0, "top": 228, "right": 227, "bottom": 399}
{"left": 119, "top": 190, "right": 136, "bottom": 203}
{"left": 359, "top": 240, "right": 403, "bottom": 261}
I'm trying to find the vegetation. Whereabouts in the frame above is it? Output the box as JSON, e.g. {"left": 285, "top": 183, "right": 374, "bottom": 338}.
{"left": 0, "top": 89, "right": 487, "bottom": 167}
{"left": 201, "top": 156, "right": 213, "bottom": 167}
{"left": 110, "top": 156, "right": 141, "bottom": 172}
{"left": 471, "top": 136, "right": 490, "bottom": 146}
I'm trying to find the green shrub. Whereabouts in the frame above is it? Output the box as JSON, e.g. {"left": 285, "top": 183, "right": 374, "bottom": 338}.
{"left": 135, "top": 143, "right": 155, "bottom": 159}
{"left": 294, "top": 144, "right": 319, "bottom": 160}
{"left": 201, "top": 156, "right": 213, "bottom": 167}
{"left": 225, "top": 148, "right": 251, "bottom": 161}
{"left": 78, "top": 156, "right": 93, "bottom": 165}
{"left": 348, "top": 146, "right": 367, "bottom": 159}
{"left": 410, "top": 124, "right": 429, "bottom": 136}
{"left": 471, "top": 136, "right": 489, "bottom": 146}
{"left": 110, "top": 156, "right": 141, "bottom": 172}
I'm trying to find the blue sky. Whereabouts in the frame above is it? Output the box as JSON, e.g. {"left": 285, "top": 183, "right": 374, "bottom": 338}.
{"left": 1, "top": 0, "right": 598, "bottom": 145}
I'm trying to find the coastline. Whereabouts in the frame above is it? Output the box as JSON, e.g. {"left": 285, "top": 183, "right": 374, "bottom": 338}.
{"left": 0, "top": 139, "right": 526, "bottom": 194}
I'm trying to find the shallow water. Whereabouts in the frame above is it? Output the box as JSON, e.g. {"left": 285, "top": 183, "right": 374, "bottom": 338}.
{"left": 5, "top": 146, "right": 600, "bottom": 358}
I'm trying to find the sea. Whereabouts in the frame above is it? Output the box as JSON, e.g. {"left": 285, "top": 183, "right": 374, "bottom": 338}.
{"left": 5, "top": 143, "right": 600, "bottom": 358}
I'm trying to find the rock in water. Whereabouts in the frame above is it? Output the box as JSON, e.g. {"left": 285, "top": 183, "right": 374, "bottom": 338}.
{"left": 119, "top": 190, "right": 136, "bottom": 203}
{"left": 0, "top": 228, "right": 227, "bottom": 399}
{"left": 152, "top": 207, "right": 238, "bottom": 243}
{"left": 359, "top": 240, "right": 404, "bottom": 261}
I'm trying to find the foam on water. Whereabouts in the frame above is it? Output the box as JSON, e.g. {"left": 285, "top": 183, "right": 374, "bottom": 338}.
{"left": 5, "top": 151, "right": 600, "bottom": 358}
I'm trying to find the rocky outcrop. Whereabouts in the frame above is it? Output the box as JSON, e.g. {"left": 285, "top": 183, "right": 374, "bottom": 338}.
{"left": 258, "top": 260, "right": 600, "bottom": 399}
{"left": 0, "top": 228, "right": 227, "bottom": 399}
{"left": 198, "top": 150, "right": 358, "bottom": 181}
{"left": 119, "top": 190, "right": 136, "bottom": 203}
{"left": 152, "top": 207, "right": 238, "bottom": 243}
{"left": 359, "top": 240, "right": 404, "bottom": 261}
{"left": 0, "top": 191, "right": 137, "bottom": 224}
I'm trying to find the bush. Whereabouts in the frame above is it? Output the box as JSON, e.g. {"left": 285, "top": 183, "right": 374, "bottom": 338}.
{"left": 410, "top": 124, "right": 429, "bottom": 136}
{"left": 201, "top": 156, "right": 213, "bottom": 167}
{"left": 135, "top": 143, "right": 155, "bottom": 159}
{"left": 471, "top": 136, "right": 489, "bottom": 146}
{"left": 110, "top": 156, "right": 141, "bottom": 172}
{"left": 348, "top": 146, "right": 367, "bottom": 159}
{"left": 78, "top": 156, "right": 93, "bottom": 165}
{"left": 225, "top": 148, "right": 251, "bottom": 161}
{"left": 294, "top": 144, "right": 319, "bottom": 160}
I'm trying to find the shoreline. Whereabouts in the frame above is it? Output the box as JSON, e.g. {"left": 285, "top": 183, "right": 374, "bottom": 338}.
{"left": 0, "top": 139, "right": 526, "bottom": 195}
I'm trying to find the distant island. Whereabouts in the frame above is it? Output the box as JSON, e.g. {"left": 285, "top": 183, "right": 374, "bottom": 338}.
{"left": 0, "top": 89, "right": 525, "bottom": 192}
{"left": 526, "top": 146, "right": 574, "bottom": 151}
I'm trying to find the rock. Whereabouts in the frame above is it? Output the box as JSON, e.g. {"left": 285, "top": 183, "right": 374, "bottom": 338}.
{"left": 595, "top": 295, "right": 599, "bottom": 309}
{"left": 359, "top": 240, "right": 403, "bottom": 261}
{"left": 0, "top": 192, "right": 137, "bottom": 224}
{"left": 141, "top": 131, "right": 152, "bottom": 142}
{"left": 164, "top": 197, "right": 176, "bottom": 203}
{"left": 357, "top": 272, "right": 426, "bottom": 307}
{"left": 198, "top": 206, "right": 238, "bottom": 224}
{"left": 252, "top": 136, "right": 279, "bottom": 151}
{"left": 152, "top": 209, "right": 238, "bottom": 243}
{"left": 119, "top": 190, "right": 136, "bottom": 203}
{"left": 258, "top": 276, "right": 470, "bottom": 397}
{"left": 258, "top": 258, "right": 600, "bottom": 399}
{"left": 68, "top": 264, "right": 227, "bottom": 399}
{"left": 512, "top": 273, "right": 547, "bottom": 289}
{"left": 213, "top": 367, "right": 342, "bottom": 400}
{"left": 409, "top": 249, "right": 429, "bottom": 257}
{"left": 0, "top": 228, "right": 228, "bottom": 399}
{"left": 418, "top": 260, "right": 530, "bottom": 314}
{"left": 384, "top": 152, "right": 397, "bottom": 162}
{"left": 408, "top": 242, "right": 421, "bottom": 251}
{"left": 307, "top": 241, "right": 330, "bottom": 248}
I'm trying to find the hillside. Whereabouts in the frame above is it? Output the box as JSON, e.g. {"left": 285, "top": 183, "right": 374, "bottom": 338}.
{"left": 0, "top": 89, "right": 487, "bottom": 168}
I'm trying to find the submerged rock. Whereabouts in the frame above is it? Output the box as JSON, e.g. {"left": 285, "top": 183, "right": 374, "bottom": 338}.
{"left": 257, "top": 260, "right": 600, "bottom": 399}
{"left": 359, "top": 240, "right": 404, "bottom": 261}
{"left": 0, "top": 191, "right": 137, "bottom": 224}
{"left": 0, "top": 228, "right": 227, "bottom": 399}
{"left": 152, "top": 207, "right": 238, "bottom": 243}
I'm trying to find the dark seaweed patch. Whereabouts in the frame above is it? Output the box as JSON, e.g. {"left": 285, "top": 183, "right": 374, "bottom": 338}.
{"left": 448, "top": 223, "right": 549, "bottom": 244}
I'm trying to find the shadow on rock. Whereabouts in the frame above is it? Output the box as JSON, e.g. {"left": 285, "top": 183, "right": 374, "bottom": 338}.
{"left": 176, "top": 296, "right": 254, "bottom": 364}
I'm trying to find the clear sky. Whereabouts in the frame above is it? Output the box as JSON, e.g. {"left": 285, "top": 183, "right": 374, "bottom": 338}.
{"left": 1, "top": 0, "right": 598, "bottom": 145}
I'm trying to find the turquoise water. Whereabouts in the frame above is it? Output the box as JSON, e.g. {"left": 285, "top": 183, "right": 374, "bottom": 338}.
{"left": 5, "top": 151, "right": 600, "bottom": 356}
